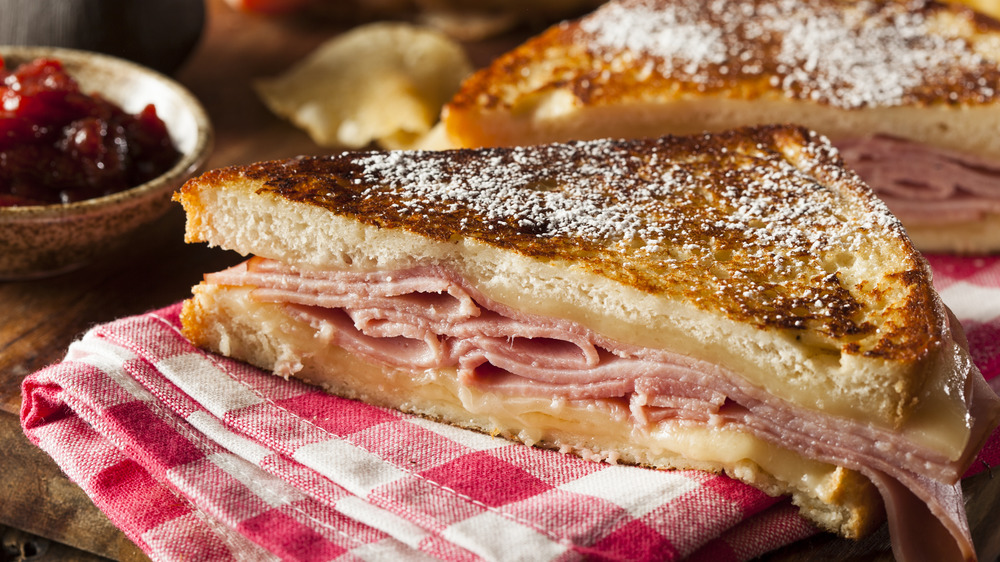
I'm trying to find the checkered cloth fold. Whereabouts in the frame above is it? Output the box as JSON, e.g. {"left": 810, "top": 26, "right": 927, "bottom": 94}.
{"left": 20, "top": 255, "right": 1000, "bottom": 562}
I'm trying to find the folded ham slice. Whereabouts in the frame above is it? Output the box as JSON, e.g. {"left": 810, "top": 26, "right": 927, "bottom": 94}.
{"left": 836, "top": 135, "right": 1000, "bottom": 224}
{"left": 205, "top": 256, "right": 999, "bottom": 562}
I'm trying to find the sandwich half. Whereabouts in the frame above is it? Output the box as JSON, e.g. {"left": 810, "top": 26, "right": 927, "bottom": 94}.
{"left": 175, "top": 125, "right": 1000, "bottom": 561}
{"left": 440, "top": 0, "right": 1000, "bottom": 254}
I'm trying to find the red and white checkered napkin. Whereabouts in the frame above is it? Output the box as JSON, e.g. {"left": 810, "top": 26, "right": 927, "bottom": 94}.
{"left": 19, "top": 256, "right": 1000, "bottom": 562}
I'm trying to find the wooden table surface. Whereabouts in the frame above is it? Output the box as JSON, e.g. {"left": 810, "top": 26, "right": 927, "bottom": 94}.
{"left": 0, "top": 2, "right": 997, "bottom": 560}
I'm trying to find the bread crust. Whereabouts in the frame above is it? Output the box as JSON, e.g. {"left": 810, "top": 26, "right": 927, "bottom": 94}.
{"left": 447, "top": 0, "right": 1000, "bottom": 114}
{"left": 439, "top": 0, "right": 1000, "bottom": 253}
{"left": 179, "top": 126, "right": 937, "bottom": 359}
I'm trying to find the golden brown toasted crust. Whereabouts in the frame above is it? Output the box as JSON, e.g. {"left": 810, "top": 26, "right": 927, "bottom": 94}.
{"left": 178, "top": 124, "right": 940, "bottom": 365}
{"left": 437, "top": 0, "right": 1000, "bottom": 256}
{"left": 446, "top": 0, "right": 1000, "bottom": 114}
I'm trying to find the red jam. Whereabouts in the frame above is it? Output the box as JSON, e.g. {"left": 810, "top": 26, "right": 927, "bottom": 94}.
{"left": 0, "top": 57, "right": 181, "bottom": 207}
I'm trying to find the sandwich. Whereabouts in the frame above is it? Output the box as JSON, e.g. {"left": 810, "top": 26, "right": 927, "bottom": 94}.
{"left": 439, "top": 0, "right": 1000, "bottom": 254}
{"left": 174, "top": 125, "right": 1000, "bottom": 561}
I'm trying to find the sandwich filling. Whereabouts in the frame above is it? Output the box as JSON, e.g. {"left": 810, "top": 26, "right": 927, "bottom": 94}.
{"left": 203, "top": 255, "right": 997, "bottom": 561}
{"left": 836, "top": 135, "right": 1000, "bottom": 225}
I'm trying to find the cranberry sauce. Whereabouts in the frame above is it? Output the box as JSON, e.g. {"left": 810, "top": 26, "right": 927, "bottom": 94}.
{"left": 0, "top": 57, "right": 181, "bottom": 206}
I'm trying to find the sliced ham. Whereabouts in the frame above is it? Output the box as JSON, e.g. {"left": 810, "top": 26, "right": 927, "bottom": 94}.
{"left": 836, "top": 135, "right": 1000, "bottom": 224}
{"left": 205, "top": 257, "right": 994, "bottom": 561}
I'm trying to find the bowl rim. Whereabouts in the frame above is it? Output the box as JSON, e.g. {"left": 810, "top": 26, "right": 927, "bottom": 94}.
{"left": 0, "top": 45, "right": 213, "bottom": 218}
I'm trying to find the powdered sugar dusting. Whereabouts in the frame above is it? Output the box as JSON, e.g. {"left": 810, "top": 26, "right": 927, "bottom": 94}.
{"left": 577, "top": 0, "right": 999, "bottom": 108}
{"left": 350, "top": 129, "right": 900, "bottom": 272}
{"left": 360, "top": 143, "right": 648, "bottom": 244}
{"left": 255, "top": 126, "right": 917, "bottom": 335}
{"left": 576, "top": 3, "right": 729, "bottom": 74}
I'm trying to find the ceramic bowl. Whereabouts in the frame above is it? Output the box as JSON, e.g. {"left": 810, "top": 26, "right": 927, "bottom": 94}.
{"left": 0, "top": 46, "right": 213, "bottom": 280}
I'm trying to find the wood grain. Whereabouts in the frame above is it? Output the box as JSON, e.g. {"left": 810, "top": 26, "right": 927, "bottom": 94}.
{"left": 0, "top": 413, "right": 147, "bottom": 560}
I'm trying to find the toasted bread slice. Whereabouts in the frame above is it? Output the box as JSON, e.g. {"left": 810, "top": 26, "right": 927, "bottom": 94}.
{"left": 948, "top": 0, "right": 1000, "bottom": 20}
{"left": 175, "top": 125, "right": 999, "bottom": 560}
{"left": 440, "top": 0, "right": 1000, "bottom": 253}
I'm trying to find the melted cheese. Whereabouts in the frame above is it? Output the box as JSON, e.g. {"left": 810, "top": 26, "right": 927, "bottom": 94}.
{"left": 194, "top": 283, "right": 879, "bottom": 537}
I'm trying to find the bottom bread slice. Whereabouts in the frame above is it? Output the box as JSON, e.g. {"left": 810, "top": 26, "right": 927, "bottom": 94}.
{"left": 181, "top": 282, "right": 884, "bottom": 539}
